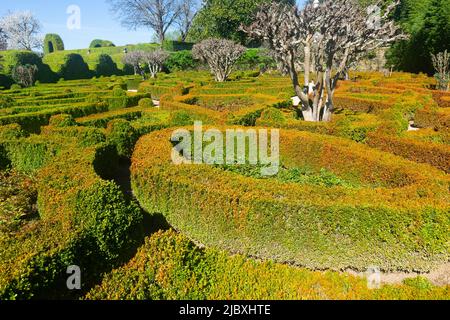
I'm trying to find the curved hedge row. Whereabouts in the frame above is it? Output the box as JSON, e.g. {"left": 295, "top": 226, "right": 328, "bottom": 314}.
{"left": 131, "top": 127, "right": 450, "bottom": 272}
{"left": 86, "top": 230, "right": 450, "bottom": 300}
{"left": 0, "top": 126, "right": 143, "bottom": 299}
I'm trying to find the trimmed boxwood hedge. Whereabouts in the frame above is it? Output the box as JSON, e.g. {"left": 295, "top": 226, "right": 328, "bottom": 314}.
{"left": 131, "top": 127, "right": 450, "bottom": 272}
{"left": 86, "top": 229, "right": 450, "bottom": 300}
{"left": 0, "top": 129, "right": 143, "bottom": 299}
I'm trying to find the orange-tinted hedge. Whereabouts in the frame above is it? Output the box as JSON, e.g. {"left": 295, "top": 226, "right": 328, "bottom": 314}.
{"left": 131, "top": 127, "right": 449, "bottom": 272}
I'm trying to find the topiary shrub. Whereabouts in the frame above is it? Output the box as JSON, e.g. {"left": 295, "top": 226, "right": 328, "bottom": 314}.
{"left": 94, "top": 54, "right": 120, "bottom": 77}
{"left": 58, "top": 54, "right": 91, "bottom": 80}
{"left": 43, "top": 34, "right": 65, "bottom": 54}
{"left": 138, "top": 98, "right": 154, "bottom": 108}
{"left": 106, "top": 119, "right": 138, "bottom": 158}
{"left": 49, "top": 114, "right": 77, "bottom": 128}
{"left": 89, "top": 39, "right": 116, "bottom": 48}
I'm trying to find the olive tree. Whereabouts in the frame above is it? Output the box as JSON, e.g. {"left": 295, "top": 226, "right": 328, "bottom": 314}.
{"left": 192, "top": 38, "right": 246, "bottom": 82}
{"left": 243, "top": 0, "right": 405, "bottom": 121}
{"left": 142, "top": 49, "right": 170, "bottom": 78}
{"left": 431, "top": 50, "right": 450, "bottom": 91}
{"left": 123, "top": 51, "right": 144, "bottom": 75}
{"left": 12, "top": 64, "right": 38, "bottom": 87}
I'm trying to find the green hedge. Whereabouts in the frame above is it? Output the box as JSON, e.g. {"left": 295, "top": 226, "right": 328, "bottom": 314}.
{"left": 131, "top": 128, "right": 450, "bottom": 272}
{"left": 162, "top": 40, "right": 194, "bottom": 52}
{"left": 0, "top": 133, "right": 143, "bottom": 299}
{"left": 90, "top": 39, "right": 116, "bottom": 48}
{"left": 0, "top": 102, "right": 108, "bottom": 133}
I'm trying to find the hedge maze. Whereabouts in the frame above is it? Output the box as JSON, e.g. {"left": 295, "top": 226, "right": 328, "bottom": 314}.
{"left": 0, "top": 71, "right": 449, "bottom": 299}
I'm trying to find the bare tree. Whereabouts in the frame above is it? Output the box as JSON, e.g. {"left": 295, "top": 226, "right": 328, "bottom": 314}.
{"left": 12, "top": 64, "right": 38, "bottom": 87}
{"left": 243, "top": 0, "right": 405, "bottom": 122}
{"left": 142, "top": 49, "right": 170, "bottom": 78}
{"left": 431, "top": 50, "right": 450, "bottom": 91}
{"left": 176, "top": 0, "right": 198, "bottom": 41}
{"left": 193, "top": 38, "right": 246, "bottom": 82}
{"left": 108, "top": 0, "right": 181, "bottom": 43}
{"left": 0, "top": 11, "right": 42, "bottom": 51}
{"left": 123, "top": 51, "right": 144, "bottom": 75}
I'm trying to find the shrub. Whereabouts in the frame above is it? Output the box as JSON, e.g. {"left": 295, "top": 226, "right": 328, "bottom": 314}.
{"left": 43, "top": 34, "right": 65, "bottom": 54}
{"left": 0, "top": 170, "right": 38, "bottom": 234}
{"left": 106, "top": 119, "right": 138, "bottom": 158}
{"left": 165, "top": 51, "right": 197, "bottom": 72}
{"left": 94, "top": 54, "right": 119, "bottom": 77}
{"left": 58, "top": 54, "right": 91, "bottom": 80}
{"left": 236, "top": 48, "right": 276, "bottom": 71}
{"left": 162, "top": 40, "right": 194, "bottom": 52}
{"left": 138, "top": 98, "right": 154, "bottom": 108}
{"left": 256, "top": 107, "right": 287, "bottom": 127}
{"left": 49, "top": 114, "right": 77, "bottom": 128}
{"left": 0, "top": 124, "right": 26, "bottom": 140}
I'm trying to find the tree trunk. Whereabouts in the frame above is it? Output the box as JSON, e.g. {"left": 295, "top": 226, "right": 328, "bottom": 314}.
{"left": 288, "top": 50, "right": 313, "bottom": 121}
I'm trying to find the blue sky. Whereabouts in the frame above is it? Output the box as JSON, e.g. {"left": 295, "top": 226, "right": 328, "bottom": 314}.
{"left": 0, "top": 0, "right": 154, "bottom": 49}
{"left": 1, "top": 1, "right": 306, "bottom": 50}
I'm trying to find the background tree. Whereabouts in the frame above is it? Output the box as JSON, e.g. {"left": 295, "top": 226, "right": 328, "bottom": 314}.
{"left": 108, "top": 0, "right": 181, "bottom": 43}
{"left": 243, "top": 0, "right": 404, "bottom": 122}
{"left": 176, "top": 0, "right": 199, "bottom": 41}
{"left": 142, "top": 49, "right": 170, "bottom": 78}
{"left": 192, "top": 38, "right": 245, "bottom": 81}
{"left": 387, "top": 0, "right": 450, "bottom": 74}
{"left": 431, "top": 50, "right": 450, "bottom": 91}
{"left": 12, "top": 64, "right": 38, "bottom": 87}
{"left": 188, "top": 0, "right": 295, "bottom": 44}
{"left": 0, "top": 11, "right": 42, "bottom": 51}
